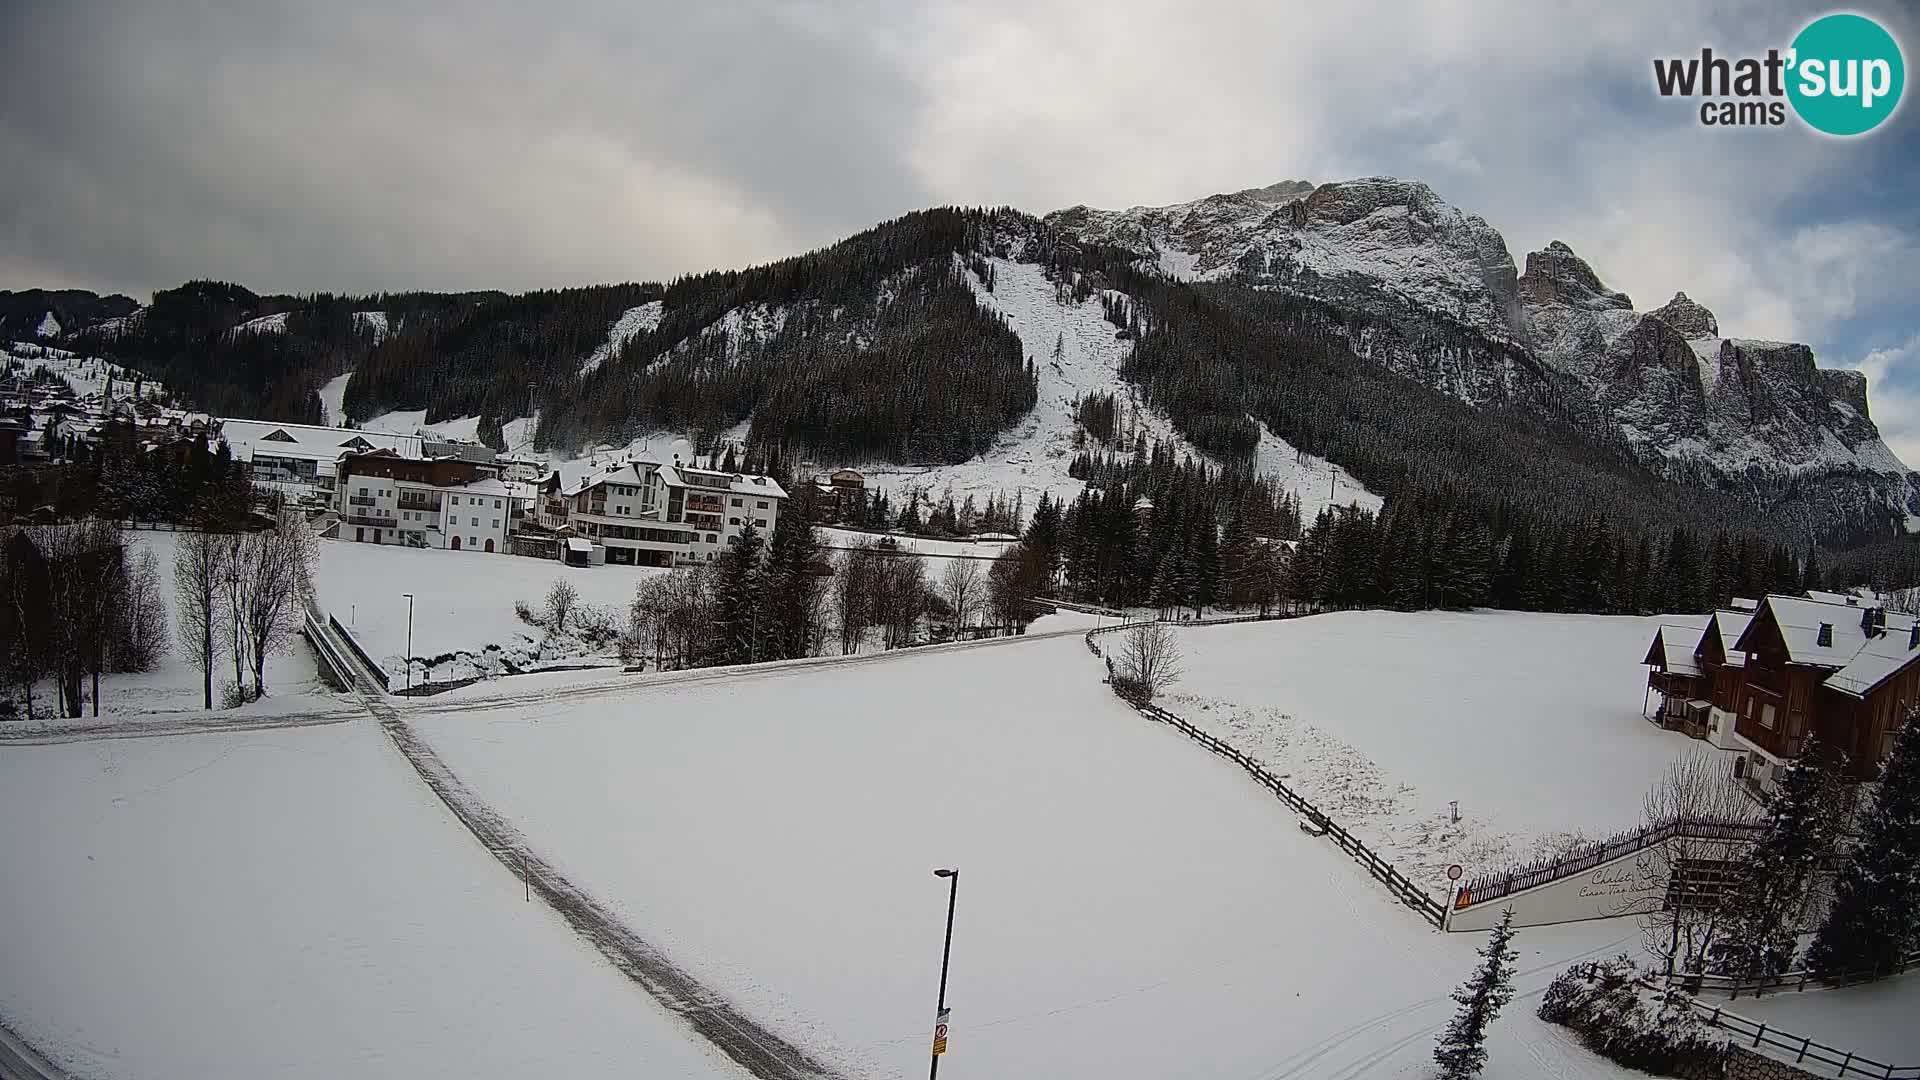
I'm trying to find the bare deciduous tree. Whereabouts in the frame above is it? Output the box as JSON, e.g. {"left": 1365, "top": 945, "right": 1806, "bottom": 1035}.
{"left": 835, "top": 544, "right": 882, "bottom": 654}
{"left": 236, "top": 512, "right": 316, "bottom": 699}
{"left": 1117, "top": 621, "right": 1182, "bottom": 700}
{"left": 545, "top": 577, "right": 580, "bottom": 631}
{"left": 941, "top": 558, "right": 982, "bottom": 631}
{"left": 174, "top": 531, "right": 226, "bottom": 711}
{"left": 1638, "top": 754, "right": 1758, "bottom": 982}
{"left": 116, "top": 547, "right": 170, "bottom": 672}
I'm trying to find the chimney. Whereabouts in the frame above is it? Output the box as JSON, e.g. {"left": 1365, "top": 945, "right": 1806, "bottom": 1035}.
{"left": 1862, "top": 606, "right": 1886, "bottom": 638}
{"left": 1816, "top": 623, "right": 1833, "bottom": 648}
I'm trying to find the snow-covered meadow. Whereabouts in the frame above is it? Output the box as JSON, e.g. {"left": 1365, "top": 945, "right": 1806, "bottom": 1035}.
{"left": 0, "top": 720, "right": 744, "bottom": 1080}
{"left": 1164, "top": 610, "right": 1717, "bottom": 896}
{"left": 410, "top": 633, "right": 1646, "bottom": 1080}
{"left": 311, "top": 540, "right": 674, "bottom": 684}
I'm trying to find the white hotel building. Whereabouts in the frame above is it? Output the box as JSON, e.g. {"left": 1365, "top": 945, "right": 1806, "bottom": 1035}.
{"left": 536, "top": 458, "right": 787, "bottom": 566}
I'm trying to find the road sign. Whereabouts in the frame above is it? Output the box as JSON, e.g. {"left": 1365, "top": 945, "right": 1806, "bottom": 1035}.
{"left": 1446, "top": 864, "right": 1464, "bottom": 882}
{"left": 931, "top": 1007, "right": 950, "bottom": 1056}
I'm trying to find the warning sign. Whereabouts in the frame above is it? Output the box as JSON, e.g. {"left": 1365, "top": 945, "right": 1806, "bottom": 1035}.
{"left": 931, "top": 1007, "right": 950, "bottom": 1056}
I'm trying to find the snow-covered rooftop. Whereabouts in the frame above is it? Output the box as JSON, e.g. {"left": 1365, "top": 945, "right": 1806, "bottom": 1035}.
{"left": 220, "top": 418, "right": 423, "bottom": 464}
{"left": 1743, "top": 594, "right": 1914, "bottom": 671}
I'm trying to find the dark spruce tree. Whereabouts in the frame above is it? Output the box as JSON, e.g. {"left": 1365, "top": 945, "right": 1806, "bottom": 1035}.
{"left": 1434, "top": 908, "right": 1519, "bottom": 1080}
{"left": 713, "top": 522, "right": 766, "bottom": 665}
{"left": 1806, "top": 712, "right": 1920, "bottom": 981}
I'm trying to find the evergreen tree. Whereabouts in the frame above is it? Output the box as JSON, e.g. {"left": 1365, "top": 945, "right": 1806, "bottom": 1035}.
{"left": 1801, "top": 543, "right": 1823, "bottom": 593}
{"left": 1806, "top": 713, "right": 1920, "bottom": 980}
{"left": 713, "top": 522, "right": 765, "bottom": 664}
{"left": 1711, "top": 739, "right": 1846, "bottom": 981}
{"left": 758, "top": 512, "right": 820, "bottom": 661}
{"left": 1434, "top": 909, "right": 1519, "bottom": 1080}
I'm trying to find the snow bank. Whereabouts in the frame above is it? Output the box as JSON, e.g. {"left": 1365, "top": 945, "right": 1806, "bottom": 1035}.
{"left": 1712, "top": 978, "right": 1920, "bottom": 1066}
{"left": 0, "top": 722, "right": 745, "bottom": 1080}
{"left": 413, "top": 635, "right": 1647, "bottom": 1080}
{"left": 1168, "top": 610, "right": 1716, "bottom": 893}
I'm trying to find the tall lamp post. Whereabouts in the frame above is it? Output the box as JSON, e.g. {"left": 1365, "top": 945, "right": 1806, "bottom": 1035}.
{"left": 401, "top": 592, "right": 415, "bottom": 693}
{"left": 929, "top": 867, "right": 959, "bottom": 1080}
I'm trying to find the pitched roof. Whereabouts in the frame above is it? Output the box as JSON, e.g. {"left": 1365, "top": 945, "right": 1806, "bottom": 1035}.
{"left": 218, "top": 418, "right": 422, "bottom": 464}
{"left": 1738, "top": 594, "right": 1915, "bottom": 669}
{"left": 1826, "top": 628, "right": 1920, "bottom": 698}
{"left": 1704, "top": 609, "right": 1754, "bottom": 668}
{"left": 1645, "top": 620, "right": 1708, "bottom": 675}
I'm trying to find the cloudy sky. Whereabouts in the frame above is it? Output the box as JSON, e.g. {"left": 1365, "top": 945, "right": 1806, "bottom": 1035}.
{"left": 3, "top": 0, "right": 1917, "bottom": 459}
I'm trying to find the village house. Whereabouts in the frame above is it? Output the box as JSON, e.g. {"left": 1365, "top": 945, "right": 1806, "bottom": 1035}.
{"left": 1644, "top": 592, "right": 1919, "bottom": 795}
{"left": 331, "top": 448, "right": 519, "bottom": 552}
{"left": 218, "top": 419, "right": 440, "bottom": 506}
{"left": 531, "top": 456, "right": 786, "bottom": 567}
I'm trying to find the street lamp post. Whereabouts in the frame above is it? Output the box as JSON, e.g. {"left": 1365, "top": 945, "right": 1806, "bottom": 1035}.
{"left": 401, "top": 592, "right": 415, "bottom": 693}
{"left": 929, "top": 867, "right": 959, "bottom": 1080}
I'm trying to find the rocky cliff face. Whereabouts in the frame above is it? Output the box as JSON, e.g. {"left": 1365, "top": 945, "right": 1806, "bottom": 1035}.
{"left": 1048, "top": 179, "right": 1917, "bottom": 538}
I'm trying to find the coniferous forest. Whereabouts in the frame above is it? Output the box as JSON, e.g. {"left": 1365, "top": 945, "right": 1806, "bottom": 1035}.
{"left": 22, "top": 205, "right": 1918, "bottom": 603}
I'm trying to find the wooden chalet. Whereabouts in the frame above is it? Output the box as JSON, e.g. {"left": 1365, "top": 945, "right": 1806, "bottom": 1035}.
{"left": 1645, "top": 593, "right": 1917, "bottom": 792}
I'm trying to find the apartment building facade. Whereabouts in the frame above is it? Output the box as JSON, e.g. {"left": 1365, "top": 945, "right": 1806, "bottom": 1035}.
{"left": 334, "top": 450, "right": 517, "bottom": 552}
{"left": 536, "top": 458, "right": 787, "bottom": 566}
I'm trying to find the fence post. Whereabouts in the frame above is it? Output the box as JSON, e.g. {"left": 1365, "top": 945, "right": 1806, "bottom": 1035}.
{"left": 1838, "top": 1052, "right": 1853, "bottom": 1077}
{"left": 1796, "top": 1037, "right": 1809, "bottom": 1063}
{"left": 1754, "top": 1023, "right": 1766, "bottom": 1048}
{"left": 1709, "top": 1006, "right": 1721, "bottom": 1025}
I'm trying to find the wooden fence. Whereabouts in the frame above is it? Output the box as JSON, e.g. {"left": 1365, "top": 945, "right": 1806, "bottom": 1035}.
{"left": 1642, "top": 980, "right": 1920, "bottom": 1079}
{"left": 1458, "top": 816, "right": 1767, "bottom": 909}
{"left": 1683, "top": 947, "right": 1920, "bottom": 999}
{"left": 1086, "top": 623, "right": 1444, "bottom": 926}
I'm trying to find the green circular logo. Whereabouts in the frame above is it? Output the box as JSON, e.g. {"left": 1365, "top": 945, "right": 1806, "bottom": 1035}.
{"left": 1788, "top": 13, "right": 1905, "bottom": 136}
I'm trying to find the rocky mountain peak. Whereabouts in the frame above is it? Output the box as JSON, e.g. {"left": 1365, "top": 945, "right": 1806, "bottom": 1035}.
{"left": 1649, "top": 291, "right": 1719, "bottom": 339}
{"left": 1517, "top": 240, "right": 1632, "bottom": 311}
{"left": 1231, "top": 179, "right": 1315, "bottom": 205}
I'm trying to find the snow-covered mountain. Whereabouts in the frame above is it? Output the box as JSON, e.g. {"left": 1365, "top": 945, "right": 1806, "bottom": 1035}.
{"left": 1049, "top": 178, "right": 1916, "bottom": 532}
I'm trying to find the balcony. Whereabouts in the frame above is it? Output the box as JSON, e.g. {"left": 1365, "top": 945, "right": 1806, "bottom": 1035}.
{"left": 398, "top": 497, "right": 442, "bottom": 512}
{"left": 345, "top": 512, "right": 395, "bottom": 527}
{"left": 348, "top": 495, "right": 380, "bottom": 507}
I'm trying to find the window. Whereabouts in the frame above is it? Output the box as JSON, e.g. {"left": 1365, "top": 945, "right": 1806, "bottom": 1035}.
{"left": 731, "top": 497, "right": 742, "bottom": 506}
{"left": 358, "top": 486, "right": 367, "bottom": 496}
{"left": 729, "top": 517, "right": 740, "bottom": 526}
{"left": 494, "top": 499, "right": 501, "bottom": 509}
{"left": 451, "top": 496, "right": 460, "bottom": 505}
{"left": 756, "top": 500, "right": 767, "bottom": 509}
{"left": 706, "top": 534, "right": 716, "bottom": 544}
{"left": 491, "top": 519, "right": 499, "bottom": 528}
{"left": 755, "top": 519, "right": 767, "bottom": 529}
{"left": 1760, "top": 704, "right": 1777, "bottom": 730}
{"left": 727, "top": 535, "right": 739, "bottom": 545}
{"left": 471, "top": 516, "right": 480, "bottom": 527}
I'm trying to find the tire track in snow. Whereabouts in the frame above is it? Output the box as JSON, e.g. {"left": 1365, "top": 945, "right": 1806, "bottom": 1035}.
{"left": 310, "top": 616, "right": 850, "bottom": 1080}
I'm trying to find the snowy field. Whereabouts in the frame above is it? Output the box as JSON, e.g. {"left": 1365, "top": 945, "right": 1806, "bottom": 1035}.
{"left": 0, "top": 720, "right": 744, "bottom": 1080}
{"left": 16, "top": 531, "right": 338, "bottom": 726}
{"left": 312, "top": 540, "right": 673, "bottom": 682}
{"left": 1165, "top": 611, "right": 1715, "bottom": 895}
{"left": 412, "top": 634, "right": 1643, "bottom": 1080}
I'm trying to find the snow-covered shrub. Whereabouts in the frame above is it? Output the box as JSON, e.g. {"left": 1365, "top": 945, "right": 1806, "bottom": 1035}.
{"left": 514, "top": 599, "right": 538, "bottom": 627}
{"left": 571, "top": 603, "right": 619, "bottom": 647}
{"left": 1537, "top": 956, "right": 1727, "bottom": 1076}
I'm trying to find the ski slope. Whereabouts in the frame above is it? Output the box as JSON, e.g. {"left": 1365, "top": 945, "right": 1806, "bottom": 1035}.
{"left": 842, "top": 257, "right": 1379, "bottom": 525}
{"left": 580, "top": 301, "right": 664, "bottom": 377}
{"left": 0, "top": 720, "right": 745, "bottom": 1080}
{"left": 316, "top": 371, "right": 352, "bottom": 426}
{"left": 1167, "top": 611, "right": 1715, "bottom": 894}
{"left": 412, "top": 634, "right": 1643, "bottom": 1080}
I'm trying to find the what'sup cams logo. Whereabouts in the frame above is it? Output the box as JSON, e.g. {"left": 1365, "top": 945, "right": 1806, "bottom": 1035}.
{"left": 1653, "top": 12, "right": 1905, "bottom": 136}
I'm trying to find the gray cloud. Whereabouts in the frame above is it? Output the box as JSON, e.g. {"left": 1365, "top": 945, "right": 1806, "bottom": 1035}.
{"left": 2, "top": 0, "right": 1914, "bottom": 371}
